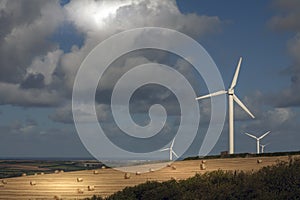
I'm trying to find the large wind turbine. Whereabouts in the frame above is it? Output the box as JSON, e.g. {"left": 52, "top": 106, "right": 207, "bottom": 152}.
{"left": 260, "top": 143, "right": 270, "bottom": 153}
{"left": 159, "top": 138, "right": 178, "bottom": 161}
{"left": 196, "top": 57, "right": 255, "bottom": 154}
{"left": 244, "top": 131, "right": 270, "bottom": 154}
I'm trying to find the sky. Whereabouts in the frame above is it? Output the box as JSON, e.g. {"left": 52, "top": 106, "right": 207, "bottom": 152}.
{"left": 0, "top": 0, "right": 300, "bottom": 159}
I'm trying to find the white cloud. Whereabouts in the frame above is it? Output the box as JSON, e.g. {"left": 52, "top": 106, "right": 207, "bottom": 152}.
{"left": 0, "top": 82, "right": 61, "bottom": 107}
{"left": 241, "top": 107, "right": 296, "bottom": 133}
{"left": 58, "top": 0, "right": 223, "bottom": 92}
{"left": 27, "top": 49, "right": 63, "bottom": 85}
{"left": 49, "top": 103, "right": 111, "bottom": 124}
{"left": 0, "top": 0, "right": 224, "bottom": 124}
{"left": 0, "top": 0, "right": 226, "bottom": 157}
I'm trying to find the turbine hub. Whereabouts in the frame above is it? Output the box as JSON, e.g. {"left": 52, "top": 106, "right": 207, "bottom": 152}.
{"left": 228, "top": 89, "right": 234, "bottom": 95}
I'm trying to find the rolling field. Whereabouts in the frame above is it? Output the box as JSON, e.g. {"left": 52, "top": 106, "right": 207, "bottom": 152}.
{"left": 0, "top": 155, "right": 296, "bottom": 200}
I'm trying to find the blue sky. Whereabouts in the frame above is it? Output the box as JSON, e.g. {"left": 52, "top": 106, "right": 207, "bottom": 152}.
{"left": 0, "top": 0, "right": 299, "bottom": 159}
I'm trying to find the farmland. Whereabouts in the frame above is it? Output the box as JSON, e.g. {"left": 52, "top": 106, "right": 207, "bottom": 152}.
{"left": 0, "top": 160, "right": 103, "bottom": 179}
{"left": 0, "top": 155, "right": 298, "bottom": 199}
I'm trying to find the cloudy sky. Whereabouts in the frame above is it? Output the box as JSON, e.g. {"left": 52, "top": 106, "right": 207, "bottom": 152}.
{"left": 0, "top": 0, "right": 300, "bottom": 159}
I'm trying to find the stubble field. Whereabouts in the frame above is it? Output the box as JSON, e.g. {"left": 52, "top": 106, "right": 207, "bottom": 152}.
{"left": 0, "top": 155, "right": 294, "bottom": 199}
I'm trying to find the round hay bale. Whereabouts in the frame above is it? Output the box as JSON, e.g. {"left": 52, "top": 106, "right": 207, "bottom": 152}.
{"left": 101, "top": 166, "right": 106, "bottom": 169}
{"left": 54, "top": 170, "right": 59, "bottom": 174}
{"left": 124, "top": 173, "right": 131, "bottom": 179}
{"left": 288, "top": 155, "right": 294, "bottom": 164}
{"left": 2, "top": 180, "right": 7, "bottom": 184}
{"left": 257, "top": 159, "right": 263, "bottom": 164}
{"left": 200, "top": 163, "right": 206, "bottom": 170}
{"left": 77, "top": 177, "right": 83, "bottom": 182}
{"left": 54, "top": 195, "right": 62, "bottom": 200}
{"left": 149, "top": 168, "right": 154, "bottom": 172}
{"left": 30, "top": 181, "right": 36, "bottom": 186}
{"left": 88, "top": 185, "right": 95, "bottom": 191}
{"left": 34, "top": 173, "right": 38, "bottom": 176}
{"left": 93, "top": 170, "right": 99, "bottom": 174}
{"left": 77, "top": 188, "right": 84, "bottom": 194}
{"left": 172, "top": 165, "right": 177, "bottom": 170}
{"left": 201, "top": 160, "right": 207, "bottom": 164}
{"left": 60, "top": 170, "right": 64, "bottom": 173}
{"left": 22, "top": 173, "right": 27, "bottom": 177}
{"left": 135, "top": 171, "right": 141, "bottom": 175}
{"left": 40, "top": 172, "right": 45, "bottom": 175}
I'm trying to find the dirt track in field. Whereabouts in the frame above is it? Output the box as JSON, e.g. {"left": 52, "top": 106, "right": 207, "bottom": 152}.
{"left": 0, "top": 155, "right": 295, "bottom": 199}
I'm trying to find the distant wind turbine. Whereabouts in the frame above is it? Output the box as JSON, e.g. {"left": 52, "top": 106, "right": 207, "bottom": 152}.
{"left": 260, "top": 143, "right": 270, "bottom": 153}
{"left": 244, "top": 131, "right": 271, "bottom": 154}
{"left": 159, "top": 137, "right": 178, "bottom": 161}
{"left": 196, "top": 57, "right": 255, "bottom": 154}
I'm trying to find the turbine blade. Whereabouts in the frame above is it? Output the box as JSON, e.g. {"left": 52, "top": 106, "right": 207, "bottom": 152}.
{"left": 195, "top": 90, "right": 227, "bottom": 100}
{"left": 159, "top": 148, "right": 169, "bottom": 152}
{"left": 261, "top": 143, "right": 270, "bottom": 147}
{"left": 244, "top": 132, "right": 257, "bottom": 140}
{"left": 170, "top": 138, "right": 175, "bottom": 148}
{"left": 259, "top": 131, "right": 270, "bottom": 140}
{"left": 233, "top": 94, "right": 255, "bottom": 118}
{"left": 230, "top": 57, "right": 242, "bottom": 89}
{"left": 172, "top": 151, "right": 179, "bottom": 158}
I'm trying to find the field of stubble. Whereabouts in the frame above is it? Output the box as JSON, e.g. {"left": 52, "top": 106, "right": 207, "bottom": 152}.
{"left": 0, "top": 156, "right": 293, "bottom": 200}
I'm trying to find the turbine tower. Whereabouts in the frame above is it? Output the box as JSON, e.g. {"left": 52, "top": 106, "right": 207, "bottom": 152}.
{"left": 260, "top": 143, "right": 270, "bottom": 153}
{"left": 196, "top": 57, "right": 255, "bottom": 154}
{"left": 159, "top": 138, "right": 178, "bottom": 161}
{"left": 244, "top": 131, "right": 270, "bottom": 154}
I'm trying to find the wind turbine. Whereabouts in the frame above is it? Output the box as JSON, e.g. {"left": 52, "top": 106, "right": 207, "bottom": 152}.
{"left": 195, "top": 57, "right": 255, "bottom": 154}
{"left": 260, "top": 143, "right": 270, "bottom": 153}
{"left": 159, "top": 138, "right": 178, "bottom": 161}
{"left": 244, "top": 131, "right": 270, "bottom": 154}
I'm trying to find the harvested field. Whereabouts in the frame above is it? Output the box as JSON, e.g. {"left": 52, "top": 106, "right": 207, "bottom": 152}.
{"left": 0, "top": 155, "right": 294, "bottom": 199}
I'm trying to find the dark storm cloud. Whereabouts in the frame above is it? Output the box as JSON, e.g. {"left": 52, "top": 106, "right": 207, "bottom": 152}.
{"left": 0, "top": 1, "right": 64, "bottom": 107}
{"left": 0, "top": 1, "right": 45, "bottom": 38}
{"left": 267, "top": 0, "right": 300, "bottom": 107}
{"left": 0, "top": 82, "right": 62, "bottom": 107}
{"left": 20, "top": 73, "right": 45, "bottom": 89}
{"left": 0, "top": 0, "right": 64, "bottom": 83}
{"left": 269, "top": 0, "right": 300, "bottom": 31}
{"left": 94, "top": 49, "right": 200, "bottom": 119}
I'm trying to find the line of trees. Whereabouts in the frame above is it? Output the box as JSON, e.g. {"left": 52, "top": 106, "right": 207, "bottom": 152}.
{"left": 87, "top": 158, "right": 300, "bottom": 200}
{"left": 184, "top": 151, "right": 300, "bottom": 160}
